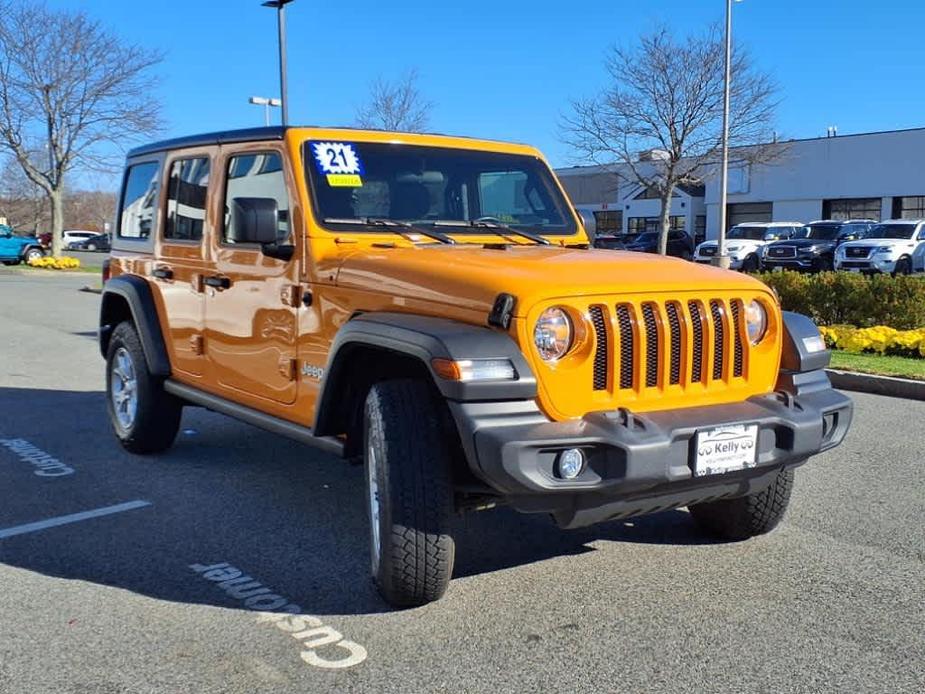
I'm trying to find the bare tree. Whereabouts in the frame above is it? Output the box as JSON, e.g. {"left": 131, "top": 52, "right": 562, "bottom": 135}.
{"left": 561, "top": 26, "right": 780, "bottom": 254}
{"left": 356, "top": 69, "right": 433, "bottom": 133}
{"left": 0, "top": 154, "right": 46, "bottom": 232}
{"left": 0, "top": 1, "right": 162, "bottom": 255}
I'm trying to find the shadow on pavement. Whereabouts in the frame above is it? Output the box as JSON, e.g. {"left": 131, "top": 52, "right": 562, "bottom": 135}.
{"left": 0, "top": 386, "right": 714, "bottom": 617}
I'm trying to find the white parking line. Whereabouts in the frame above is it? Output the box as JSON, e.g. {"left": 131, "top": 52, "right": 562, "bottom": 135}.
{"left": 0, "top": 500, "right": 152, "bottom": 539}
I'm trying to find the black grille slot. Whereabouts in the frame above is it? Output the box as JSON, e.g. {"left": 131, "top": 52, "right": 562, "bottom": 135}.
{"left": 589, "top": 306, "right": 608, "bottom": 391}
{"left": 730, "top": 300, "right": 744, "bottom": 377}
{"left": 688, "top": 301, "right": 704, "bottom": 383}
{"left": 642, "top": 304, "right": 659, "bottom": 388}
{"left": 616, "top": 305, "right": 634, "bottom": 390}
{"left": 710, "top": 300, "right": 725, "bottom": 381}
{"left": 666, "top": 303, "right": 682, "bottom": 385}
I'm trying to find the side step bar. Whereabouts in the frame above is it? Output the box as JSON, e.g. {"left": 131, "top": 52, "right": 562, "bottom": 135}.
{"left": 164, "top": 380, "right": 345, "bottom": 457}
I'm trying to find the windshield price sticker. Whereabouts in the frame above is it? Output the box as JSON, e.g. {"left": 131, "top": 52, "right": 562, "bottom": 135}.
{"left": 312, "top": 142, "right": 364, "bottom": 187}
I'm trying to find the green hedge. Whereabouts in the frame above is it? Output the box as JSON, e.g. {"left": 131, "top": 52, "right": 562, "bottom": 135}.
{"left": 753, "top": 271, "right": 925, "bottom": 329}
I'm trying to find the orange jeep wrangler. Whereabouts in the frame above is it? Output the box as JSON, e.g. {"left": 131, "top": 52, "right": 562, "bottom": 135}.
{"left": 99, "top": 126, "right": 852, "bottom": 607}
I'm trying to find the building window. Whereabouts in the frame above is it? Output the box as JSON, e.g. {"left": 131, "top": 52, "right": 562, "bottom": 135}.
{"left": 628, "top": 216, "right": 685, "bottom": 233}
{"left": 726, "top": 202, "right": 772, "bottom": 230}
{"left": 892, "top": 196, "right": 925, "bottom": 219}
{"left": 695, "top": 215, "right": 706, "bottom": 242}
{"left": 593, "top": 210, "right": 623, "bottom": 233}
{"left": 822, "top": 198, "right": 881, "bottom": 221}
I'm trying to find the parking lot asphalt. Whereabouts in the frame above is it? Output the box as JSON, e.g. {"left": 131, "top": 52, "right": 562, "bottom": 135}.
{"left": 0, "top": 269, "right": 923, "bottom": 694}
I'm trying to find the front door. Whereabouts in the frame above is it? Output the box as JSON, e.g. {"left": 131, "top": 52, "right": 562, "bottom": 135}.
{"left": 153, "top": 151, "right": 214, "bottom": 377}
{"left": 204, "top": 145, "right": 300, "bottom": 406}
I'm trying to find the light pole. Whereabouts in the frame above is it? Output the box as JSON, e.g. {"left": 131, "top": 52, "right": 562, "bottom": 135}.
{"left": 713, "top": 0, "right": 741, "bottom": 270}
{"left": 262, "top": 0, "right": 294, "bottom": 126}
{"left": 249, "top": 96, "right": 282, "bottom": 126}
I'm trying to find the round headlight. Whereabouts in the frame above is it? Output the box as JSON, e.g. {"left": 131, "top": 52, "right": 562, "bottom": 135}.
{"left": 534, "top": 307, "right": 573, "bottom": 361}
{"left": 745, "top": 300, "right": 768, "bottom": 345}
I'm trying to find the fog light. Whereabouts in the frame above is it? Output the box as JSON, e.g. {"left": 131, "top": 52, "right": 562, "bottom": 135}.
{"left": 556, "top": 448, "right": 585, "bottom": 479}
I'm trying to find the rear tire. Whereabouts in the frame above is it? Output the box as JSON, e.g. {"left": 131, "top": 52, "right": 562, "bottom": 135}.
{"left": 364, "top": 379, "right": 455, "bottom": 607}
{"left": 106, "top": 321, "right": 181, "bottom": 454}
{"left": 689, "top": 468, "right": 794, "bottom": 540}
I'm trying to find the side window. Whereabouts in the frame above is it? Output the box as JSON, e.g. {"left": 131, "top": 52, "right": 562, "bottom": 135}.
{"left": 165, "top": 157, "right": 210, "bottom": 241}
{"left": 223, "top": 152, "right": 290, "bottom": 244}
{"left": 917, "top": 224, "right": 925, "bottom": 241}
{"left": 119, "top": 162, "right": 160, "bottom": 239}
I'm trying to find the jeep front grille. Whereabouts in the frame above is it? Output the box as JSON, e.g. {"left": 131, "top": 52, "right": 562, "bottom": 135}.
{"left": 587, "top": 298, "right": 750, "bottom": 397}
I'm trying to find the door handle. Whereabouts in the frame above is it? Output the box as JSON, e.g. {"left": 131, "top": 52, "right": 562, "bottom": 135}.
{"left": 203, "top": 275, "right": 231, "bottom": 290}
{"left": 152, "top": 266, "right": 173, "bottom": 280}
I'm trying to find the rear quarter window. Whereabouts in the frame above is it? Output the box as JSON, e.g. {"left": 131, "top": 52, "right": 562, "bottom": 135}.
{"left": 119, "top": 161, "right": 161, "bottom": 240}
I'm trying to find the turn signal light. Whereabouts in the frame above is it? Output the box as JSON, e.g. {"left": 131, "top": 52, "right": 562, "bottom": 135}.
{"left": 431, "top": 358, "right": 517, "bottom": 382}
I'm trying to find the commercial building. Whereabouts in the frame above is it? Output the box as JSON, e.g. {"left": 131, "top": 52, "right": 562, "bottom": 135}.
{"left": 556, "top": 126, "right": 925, "bottom": 241}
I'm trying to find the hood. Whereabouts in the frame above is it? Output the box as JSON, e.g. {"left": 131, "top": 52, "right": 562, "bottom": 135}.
{"left": 334, "top": 245, "right": 772, "bottom": 317}
{"left": 767, "top": 238, "right": 835, "bottom": 250}
{"left": 840, "top": 238, "right": 914, "bottom": 249}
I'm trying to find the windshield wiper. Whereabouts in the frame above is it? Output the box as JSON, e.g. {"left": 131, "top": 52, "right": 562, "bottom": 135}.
{"left": 431, "top": 219, "right": 551, "bottom": 245}
{"left": 322, "top": 217, "right": 455, "bottom": 245}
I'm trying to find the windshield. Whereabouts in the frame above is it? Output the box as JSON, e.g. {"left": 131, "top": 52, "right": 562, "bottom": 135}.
{"left": 794, "top": 224, "right": 840, "bottom": 241}
{"left": 727, "top": 226, "right": 766, "bottom": 240}
{"left": 864, "top": 223, "right": 916, "bottom": 240}
{"left": 304, "top": 141, "right": 576, "bottom": 235}
{"left": 632, "top": 232, "right": 658, "bottom": 243}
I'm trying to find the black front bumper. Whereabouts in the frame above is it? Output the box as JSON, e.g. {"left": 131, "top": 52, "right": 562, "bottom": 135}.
{"left": 449, "top": 371, "right": 852, "bottom": 528}
{"left": 763, "top": 258, "right": 814, "bottom": 271}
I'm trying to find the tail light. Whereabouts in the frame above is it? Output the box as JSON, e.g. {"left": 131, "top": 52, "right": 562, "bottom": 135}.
{"left": 102, "top": 258, "right": 111, "bottom": 284}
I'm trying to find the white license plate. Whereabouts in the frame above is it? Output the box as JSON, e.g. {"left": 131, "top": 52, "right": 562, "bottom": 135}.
{"left": 772, "top": 266, "right": 784, "bottom": 273}
{"left": 694, "top": 424, "right": 759, "bottom": 477}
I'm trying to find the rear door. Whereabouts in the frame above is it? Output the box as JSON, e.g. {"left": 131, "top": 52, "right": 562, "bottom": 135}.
{"left": 203, "top": 144, "right": 300, "bottom": 406}
{"left": 152, "top": 149, "right": 215, "bottom": 378}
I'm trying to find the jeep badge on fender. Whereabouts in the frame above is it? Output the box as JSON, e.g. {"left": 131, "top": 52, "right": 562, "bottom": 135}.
{"left": 98, "top": 125, "right": 853, "bottom": 608}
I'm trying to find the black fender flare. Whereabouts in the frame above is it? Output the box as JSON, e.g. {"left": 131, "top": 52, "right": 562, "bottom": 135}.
{"left": 313, "top": 312, "right": 537, "bottom": 432}
{"left": 98, "top": 275, "right": 171, "bottom": 376}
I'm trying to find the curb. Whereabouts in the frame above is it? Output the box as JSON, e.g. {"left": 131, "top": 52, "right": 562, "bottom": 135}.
{"left": 826, "top": 369, "right": 925, "bottom": 401}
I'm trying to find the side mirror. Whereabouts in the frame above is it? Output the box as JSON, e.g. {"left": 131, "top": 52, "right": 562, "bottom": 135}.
{"left": 230, "top": 197, "right": 279, "bottom": 245}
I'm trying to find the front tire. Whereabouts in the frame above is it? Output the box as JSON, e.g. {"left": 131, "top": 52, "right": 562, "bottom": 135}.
{"left": 741, "top": 254, "right": 760, "bottom": 273}
{"left": 106, "top": 321, "right": 181, "bottom": 454}
{"left": 688, "top": 468, "right": 794, "bottom": 540}
{"left": 894, "top": 257, "right": 912, "bottom": 276}
{"left": 23, "top": 247, "right": 43, "bottom": 263}
{"left": 364, "top": 379, "right": 455, "bottom": 607}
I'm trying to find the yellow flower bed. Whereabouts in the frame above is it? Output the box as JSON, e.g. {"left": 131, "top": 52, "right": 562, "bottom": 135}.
{"left": 27, "top": 255, "right": 81, "bottom": 270}
{"left": 819, "top": 325, "right": 925, "bottom": 359}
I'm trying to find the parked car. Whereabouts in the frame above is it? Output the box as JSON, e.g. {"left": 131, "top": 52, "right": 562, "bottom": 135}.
{"left": 593, "top": 234, "right": 627, "bottom": 250}
{"left": 71, "top": 232, "right": 111, "bottom": 252}
{"left": 99, "top": 126, "right": 852, "bottom": 608}
{"left": 63, "top": 230, "right": 100, "bottom": 249}
{"left": 0, "top": 225, "right": 45, "bottom": 265}
{"left": 762, "top": 220, "right": 875, "bottom": 272}
{"left": 622, "top": 230, "right": 695, "bottom": 259}
{"left": 835, "top": 219, "right": 925, "bottom": 275}
{"left": 694, "top": 222, "right": 801, "bottom": 271}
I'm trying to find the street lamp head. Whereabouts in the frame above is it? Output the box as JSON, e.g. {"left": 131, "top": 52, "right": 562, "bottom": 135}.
{"left": 249, "top": 96, "right": 270, "bottom": 105}
{"left": 262, "top": 0, "right": 295, "bottom": 7}
{"left": 268, "top": 98, "right": 282, "bottom": 107}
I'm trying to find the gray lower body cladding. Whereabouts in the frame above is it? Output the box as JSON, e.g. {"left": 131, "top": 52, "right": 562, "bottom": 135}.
{"left": 448, "top": 372, "right": 852, "bottom": 529}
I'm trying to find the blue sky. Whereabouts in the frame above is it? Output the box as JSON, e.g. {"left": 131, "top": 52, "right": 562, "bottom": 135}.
{"left": 47, "top": 0, "right": 925, "bottom": 174}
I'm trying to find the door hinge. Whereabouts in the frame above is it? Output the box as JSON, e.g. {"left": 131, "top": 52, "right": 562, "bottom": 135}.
{"left": 189, "top": 334, "right": 204, "bottom": 355}
{"left": 281, "top": 285, "right": 301, "bottom": 307}
{"left": 278, "top": 357, "right": 298, "bottom": 381}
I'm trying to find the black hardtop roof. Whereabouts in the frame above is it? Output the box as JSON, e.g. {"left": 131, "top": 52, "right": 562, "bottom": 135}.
{"left": 127, "top": 126, "right": 287, "bottom": 158}
{"left": 126, "top": 125, "right": 529, "bottom": 159}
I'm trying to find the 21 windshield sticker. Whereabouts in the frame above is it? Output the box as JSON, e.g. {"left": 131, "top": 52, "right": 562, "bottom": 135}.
{"left": 311, "top": 142, "right": 364, "bottom": 187}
